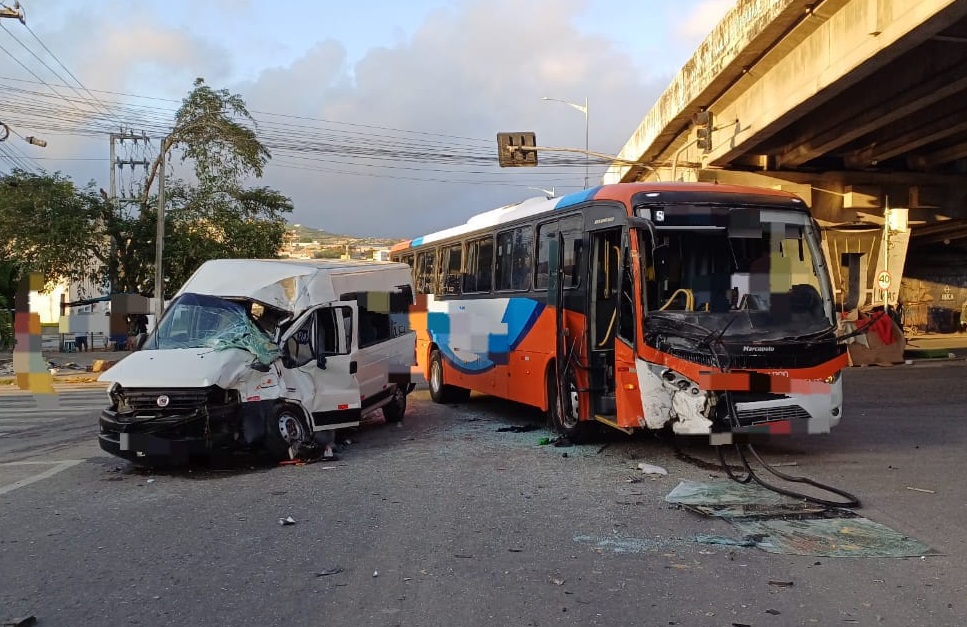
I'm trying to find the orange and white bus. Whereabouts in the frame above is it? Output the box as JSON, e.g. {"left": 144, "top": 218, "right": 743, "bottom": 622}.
{"left": 391, "top": 182, "right": 847, "bottom": 443}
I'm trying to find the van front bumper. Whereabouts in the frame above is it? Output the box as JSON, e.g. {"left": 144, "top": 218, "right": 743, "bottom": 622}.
{"left": 98, "top": 406, "right": 238, "bottom": 465}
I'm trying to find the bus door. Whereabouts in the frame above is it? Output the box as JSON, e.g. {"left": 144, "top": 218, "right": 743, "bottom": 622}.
{"left": 613, "top": 231, "right": 645, "bottom": 428}
{"left": 588, "top": 228, "right": 622, "bottom": 417}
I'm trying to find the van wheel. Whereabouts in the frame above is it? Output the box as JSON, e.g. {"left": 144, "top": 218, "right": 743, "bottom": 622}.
{"left": 428, "top": 349, "right": 470, "bottom": 404}
{"left": 382, "top": 385, "right": 407, "bottom": 423}
{"left": 547, "top": 366, "right": 594, "bottom": 443}
{"left": 265, "top": 405, "right": 310, "bottom": 460}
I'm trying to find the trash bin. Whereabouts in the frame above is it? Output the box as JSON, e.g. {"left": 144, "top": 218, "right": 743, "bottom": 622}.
{"left": 927, "top": 307, "right": 961, "bottom": 333}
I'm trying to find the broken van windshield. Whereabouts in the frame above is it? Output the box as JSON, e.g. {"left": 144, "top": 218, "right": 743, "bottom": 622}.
{"left": 640, "top": 208, "right": 834, "bottom": 340}
{"left": 145, "top": 292, "right": 283, "bottom": 365}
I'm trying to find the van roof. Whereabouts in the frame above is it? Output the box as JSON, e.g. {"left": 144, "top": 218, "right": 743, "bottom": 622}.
{"left": 175, "top": 258, "right": 412, "bottom": 313}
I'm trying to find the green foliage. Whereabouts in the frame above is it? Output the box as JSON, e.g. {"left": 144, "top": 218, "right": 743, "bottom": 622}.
{"left": 0, "top": 171, "right": 100, "bottom": 289}
{"left": 0, "top": 293, "right": 11, "bottom": 350}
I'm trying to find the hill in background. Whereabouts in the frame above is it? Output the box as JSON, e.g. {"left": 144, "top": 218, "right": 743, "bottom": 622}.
{"left": 288, "top": 223, "right": 402, "bottom": 247}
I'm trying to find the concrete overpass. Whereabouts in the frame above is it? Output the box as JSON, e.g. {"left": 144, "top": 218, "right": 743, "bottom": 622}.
{"left": 606, "top": 0, "right": 967, "bottom": 330}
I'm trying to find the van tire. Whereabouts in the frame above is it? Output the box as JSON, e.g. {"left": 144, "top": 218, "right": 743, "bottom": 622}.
{"left": 382, "top": 385, "right": 407, "bottom": 423}
{"left": 265, "top": 405, "right": 310, "bottom": 460}
{"left": 428, "top": 349, "right": 470, "bottom": 404}
{"left": 547, "top": 366, "right": 594, "bottom": 443}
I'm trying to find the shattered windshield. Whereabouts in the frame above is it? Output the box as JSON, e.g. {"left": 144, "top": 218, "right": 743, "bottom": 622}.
{"left": 641, "top": 208, "right": 834, "bottom": 340}
{"left": 145, "top": 293, "right": 283, "bottom": 365}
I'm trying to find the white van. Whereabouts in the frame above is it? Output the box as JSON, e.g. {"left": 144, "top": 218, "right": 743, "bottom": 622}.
{"left": 98, "top": 259, "right": 416, "bottom": 465}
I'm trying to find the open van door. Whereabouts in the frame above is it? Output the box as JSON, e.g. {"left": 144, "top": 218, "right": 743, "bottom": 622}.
{"left": 280, "top": 302, "right": 362, "bottom": 430}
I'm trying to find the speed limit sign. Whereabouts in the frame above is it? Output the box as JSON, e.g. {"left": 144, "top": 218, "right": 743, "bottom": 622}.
{"left": 877, "top": 271, "right": 892, "bottom": 290}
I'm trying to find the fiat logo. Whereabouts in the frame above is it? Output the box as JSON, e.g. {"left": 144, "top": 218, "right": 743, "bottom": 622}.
{"left": 156, "top": 395, "right": 170, "bottom": 408}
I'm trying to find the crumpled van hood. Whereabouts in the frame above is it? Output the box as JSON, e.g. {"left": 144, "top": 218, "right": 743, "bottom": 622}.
{"left": 98, "top": 347, "right": 256, "bottom": 389}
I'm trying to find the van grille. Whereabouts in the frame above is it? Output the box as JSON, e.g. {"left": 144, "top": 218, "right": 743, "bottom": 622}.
{"left": 114, "top": 387, "right": 226, "bottom": 415}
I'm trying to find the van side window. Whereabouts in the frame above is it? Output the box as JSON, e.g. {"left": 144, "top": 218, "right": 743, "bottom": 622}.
{"left": 285, "top": 315, "right": 316, "bottom": 368}
{"left": 319, "top": 306, "right": 352, "bottom": 355}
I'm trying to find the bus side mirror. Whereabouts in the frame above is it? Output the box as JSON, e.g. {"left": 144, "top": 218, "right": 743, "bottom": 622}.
{"left": 316, "top": 354, "right": 328, "bottom": 370}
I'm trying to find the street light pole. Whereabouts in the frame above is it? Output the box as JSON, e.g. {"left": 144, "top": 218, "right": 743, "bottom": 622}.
{"left": 154, "top": 137, "right": 167, "bottom": 320}
{"left": 541, "top": 96, "right": 589, "bottom": 188}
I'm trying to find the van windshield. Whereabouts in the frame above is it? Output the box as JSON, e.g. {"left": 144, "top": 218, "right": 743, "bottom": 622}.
{"left": 145, "top": 293, "right": 282, "bottom": 364}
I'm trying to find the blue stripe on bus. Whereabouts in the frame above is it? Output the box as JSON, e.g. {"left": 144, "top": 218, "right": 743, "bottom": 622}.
{"left": 554, "top": 186, "right": 601, "bottom": 209}
{"left": 429, "top": 298, "right": 546, "bottom": 375}
{"left": 411, "top": 236, "right": 425, "bottom": 247}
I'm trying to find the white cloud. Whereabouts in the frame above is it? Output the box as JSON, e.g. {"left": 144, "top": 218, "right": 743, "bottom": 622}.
{"left": 236, "top": 0, "right": 666, "bottom": 238}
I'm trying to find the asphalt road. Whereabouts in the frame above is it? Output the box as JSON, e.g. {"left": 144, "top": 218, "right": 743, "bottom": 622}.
{"left": 1, "top": 363, "right": 966, "bottom": 626}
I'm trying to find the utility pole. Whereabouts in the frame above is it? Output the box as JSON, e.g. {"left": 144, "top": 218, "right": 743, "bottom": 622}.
{"left": 107, "top": 130, "right": 149, "bottom": 294}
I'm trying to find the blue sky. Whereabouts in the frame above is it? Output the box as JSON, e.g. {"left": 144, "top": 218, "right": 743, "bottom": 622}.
{"left": 0, "top": 0, "right": 735, "bottom": 237}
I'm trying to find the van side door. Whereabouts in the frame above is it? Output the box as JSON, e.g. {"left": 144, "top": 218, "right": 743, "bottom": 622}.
{"left": 280, "top": 302, "right": 362, "bottom": 430}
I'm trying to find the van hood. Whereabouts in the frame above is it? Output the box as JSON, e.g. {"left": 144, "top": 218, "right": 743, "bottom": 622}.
{"left": 98, "top": 347, "right": 257, "bottom": 389}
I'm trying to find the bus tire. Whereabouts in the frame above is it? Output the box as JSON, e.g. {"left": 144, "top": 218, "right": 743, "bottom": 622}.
{"left": 382, "top": 384, "right": 407, "bottom": 423}
{"left": 547, "top": 366, "right": 594, "bottom": 443}
{"left": 265, "top": 404, "right": 311, "bottom": 461}
{"left": 428, "top": 349, "right": 470, "bottom": 404}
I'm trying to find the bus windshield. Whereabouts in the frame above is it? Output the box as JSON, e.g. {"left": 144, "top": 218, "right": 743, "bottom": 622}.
{"left": 640, "top": 209, "right": 834, "bottom": 340}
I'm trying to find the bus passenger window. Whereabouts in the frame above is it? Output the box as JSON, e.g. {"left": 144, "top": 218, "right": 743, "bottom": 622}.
{"left": 497, "top": 226, "right": 533, "bottom": 291}
{"left": 416, "top": 251, "right": 436, "bottom": 294}
{"left": 535, "top": 221, "right": 557, "bottom": 290}
{"left": 441, "top": 244, "right": 462, "bottom": 295}
{"left": 560, "top": 216, "right": 583, "bottom": 288}
{"left": 463, "top": 237, "right": 493, "bottom": 293}
{"left": 495, "top": 230, "right": 514, "bottom": 290}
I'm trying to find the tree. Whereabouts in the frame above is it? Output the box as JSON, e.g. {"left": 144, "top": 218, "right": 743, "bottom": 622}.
{"left": 0, "top": 170, "right": 100, "bottom": 287}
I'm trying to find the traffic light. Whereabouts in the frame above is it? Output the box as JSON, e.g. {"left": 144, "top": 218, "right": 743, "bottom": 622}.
{"left": 693, "top": 111, "right": 713, "bottom": 153}
{"left": 497, "top": 132, "right": 538, "bottom": 167}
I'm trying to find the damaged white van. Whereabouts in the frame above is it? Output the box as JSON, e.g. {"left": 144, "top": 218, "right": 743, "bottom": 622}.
{"left": 98, "top": 259, "right": 416, "bottom": 465}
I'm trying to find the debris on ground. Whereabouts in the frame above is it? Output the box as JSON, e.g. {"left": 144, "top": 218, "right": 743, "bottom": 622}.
{"left": 905, "top": 486, "right": 935, "bottom": 494}
{"left": 279, "top": 516, "right": 296, "bottom": 526}
{"left": 667, "top": 480, "right": 939, "bottom": 557}
{"left": 314, "top": 567, "right": 344, "bottom": 577}
{"left": 496, "top": 424, "right": 539, "bottom": 433}
{"left": 692, "top": 534, "right": 757, "bottom": 548}
{"left": 637, "top": 462, "right": 668, "bottom": 476}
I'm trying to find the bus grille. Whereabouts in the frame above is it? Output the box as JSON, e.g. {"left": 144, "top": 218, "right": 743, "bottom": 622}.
{"left": 735, "top": 404, "right": 811, "bottom": 425}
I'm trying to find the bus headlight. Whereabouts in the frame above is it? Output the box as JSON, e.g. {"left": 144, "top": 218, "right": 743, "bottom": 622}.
{"left": 824, "top": 371, "right": 841, "bottom": 384}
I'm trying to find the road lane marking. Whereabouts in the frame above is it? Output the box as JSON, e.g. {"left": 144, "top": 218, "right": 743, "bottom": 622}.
{"left": 0, "top": 459, "right": 85, "bottom": 496}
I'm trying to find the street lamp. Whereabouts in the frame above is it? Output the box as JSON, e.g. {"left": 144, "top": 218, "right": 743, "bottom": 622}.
{"left": 541, "top": 96, "right": 589, "bottom": 188}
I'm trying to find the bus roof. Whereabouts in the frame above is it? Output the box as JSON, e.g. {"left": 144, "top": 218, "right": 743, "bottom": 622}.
{"left": 391, "top": 182, "right": 803, "bottom": 252}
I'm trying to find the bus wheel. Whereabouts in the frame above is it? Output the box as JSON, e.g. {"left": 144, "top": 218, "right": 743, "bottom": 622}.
{"left": 382, "top": 384, "right": 407, "bottom": 423}
{"left": 429, "top": 349, "right": 470, "bottom": 404}
{"left": 548, "top": 366, "right": 593, "bottom": 443}
{"left": 266, "top": 405, "right": 310, "bottom": 460}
